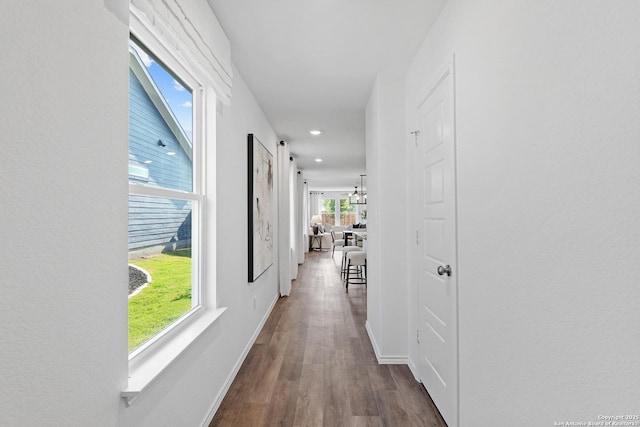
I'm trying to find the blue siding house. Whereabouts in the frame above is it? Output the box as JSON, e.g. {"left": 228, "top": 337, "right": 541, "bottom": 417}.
{"left": 128, "top": 48, "right": 193, "bottom": 258}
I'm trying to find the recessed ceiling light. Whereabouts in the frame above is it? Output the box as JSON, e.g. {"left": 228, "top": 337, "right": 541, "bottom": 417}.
{"left": 315, "top": 158, "right": 323, "bottom": 162}
{"left": 309, "top": 130, "right": 322, "bottom": 136}
{"left": 167, "top": 151, "right": 177, "bottom": 156}
{"left": 143, "top": 160, "right": 153, "bottom": 164}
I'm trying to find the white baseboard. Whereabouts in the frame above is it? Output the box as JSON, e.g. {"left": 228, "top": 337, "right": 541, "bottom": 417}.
{"left": 201, "top": 293, "right": 280, "bottom": 426}
{"left": 364, "top": 320, "right": 408, "bottom": 365}
{"left": 407, "top": 356, "right": 421, "bottom": 382}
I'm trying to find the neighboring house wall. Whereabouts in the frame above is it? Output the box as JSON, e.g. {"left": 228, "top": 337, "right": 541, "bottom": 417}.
{"left": 128, "top": 68, "right": 192, "bottom": 255}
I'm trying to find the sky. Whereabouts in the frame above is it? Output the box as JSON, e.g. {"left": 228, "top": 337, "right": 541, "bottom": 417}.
{"left": 130, "top": 40, "right": 193, "bottom": 142}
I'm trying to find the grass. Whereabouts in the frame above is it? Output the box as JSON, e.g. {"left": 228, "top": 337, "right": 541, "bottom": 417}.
{"left": 128, "top": 249, "right": 192, "bottom": 352}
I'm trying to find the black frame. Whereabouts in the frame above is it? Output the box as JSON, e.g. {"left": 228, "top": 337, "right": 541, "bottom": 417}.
{"left": 247, "top": 134, "right": 274, "bottom": 282}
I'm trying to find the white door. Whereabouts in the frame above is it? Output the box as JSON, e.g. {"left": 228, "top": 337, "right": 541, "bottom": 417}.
{"left": 415, "top": 62, "right": 458, "bottom": 427}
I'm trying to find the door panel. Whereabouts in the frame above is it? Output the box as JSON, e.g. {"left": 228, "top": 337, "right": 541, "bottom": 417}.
{"left": 424, "top": 161, "right": 445, "bottom": 203}
{"left": 415, "top": 63, "right": 458, "bottom": 427}
{"left": 423, "top": 99, "right": 445, "bottom": 152}
{"left": 424, "top": 218, "right": 445, "bottom": 259}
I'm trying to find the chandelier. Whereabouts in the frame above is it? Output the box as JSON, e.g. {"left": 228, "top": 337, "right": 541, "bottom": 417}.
{"left": 349, "top": 174, "right": 367, "bottom": 205}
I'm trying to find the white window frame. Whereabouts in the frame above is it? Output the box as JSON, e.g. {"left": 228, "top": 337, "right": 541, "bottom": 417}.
{"left": 122, "top": 24, "right": 225, "bottom": 406}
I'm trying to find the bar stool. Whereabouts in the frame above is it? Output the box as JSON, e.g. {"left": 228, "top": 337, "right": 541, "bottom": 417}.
{"left": 345, "top": 251, "right": 366, "bottom": 291}
{"left": 335, "top": 245, "right": 362, "bottom": 279}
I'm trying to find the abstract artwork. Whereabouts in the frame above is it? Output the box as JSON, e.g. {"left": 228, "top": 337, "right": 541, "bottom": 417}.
{"left": 247, "top": 134, "right": 274, "bottom": 282}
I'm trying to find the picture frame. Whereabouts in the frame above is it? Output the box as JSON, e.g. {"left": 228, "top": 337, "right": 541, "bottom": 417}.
{"left": 247, "top": 134, "right": 274, "bottom": 282}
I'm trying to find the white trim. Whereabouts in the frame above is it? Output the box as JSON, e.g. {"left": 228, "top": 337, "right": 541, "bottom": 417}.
{"left": 407, "top": 356, "right": 421, "bottom": 383}
{"left": 128, "top": 182, "right": 202, "bottom": 201}
{"left": 122, "top": 306, "right": 227, "bottom": 405}
{"left": 365, "top": 321, "right": 408, "bottom": 365}
{"left": 200, "top": 294, "right": 280, "bottom": 426}
{"left": 451, "top": 54, "right": 461, "bottom": 427}
{"left": 200, "top": 86, "right": 217, "bottom": 310}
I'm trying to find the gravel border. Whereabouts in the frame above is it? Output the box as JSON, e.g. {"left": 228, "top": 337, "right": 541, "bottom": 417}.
{"left": 128, "top": 264, "right": 152, "bottom": 297}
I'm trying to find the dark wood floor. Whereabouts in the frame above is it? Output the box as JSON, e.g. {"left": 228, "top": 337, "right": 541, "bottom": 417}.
{"left": 210, "top": 250, "right": 447, "bottom": 427}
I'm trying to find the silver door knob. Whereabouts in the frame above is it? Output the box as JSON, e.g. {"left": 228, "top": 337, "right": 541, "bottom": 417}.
{"left": 437, "top": 265, "right": 452, "bottom": 276}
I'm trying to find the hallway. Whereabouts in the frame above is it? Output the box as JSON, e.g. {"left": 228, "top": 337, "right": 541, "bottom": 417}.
{"left": 210, "top": 251, "right": 446, "bottom": 426}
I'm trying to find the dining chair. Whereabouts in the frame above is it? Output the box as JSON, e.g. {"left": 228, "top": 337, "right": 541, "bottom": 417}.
{"left": 330, "top": 230, "right": 345, "bottom": 258}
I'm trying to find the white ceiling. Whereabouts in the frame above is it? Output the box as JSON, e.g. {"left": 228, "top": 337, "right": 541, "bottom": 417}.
{"left": 208, "top": 0, "right": 447, "bottom": 191}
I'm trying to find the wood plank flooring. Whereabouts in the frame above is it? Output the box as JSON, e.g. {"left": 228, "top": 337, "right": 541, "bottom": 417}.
{"left": 210, "top": 250, "right": 447, "bottom": 427}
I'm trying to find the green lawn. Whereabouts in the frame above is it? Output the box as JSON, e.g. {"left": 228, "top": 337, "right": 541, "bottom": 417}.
{"left": 128, "top": 249, "right": 192, "bottom": 352}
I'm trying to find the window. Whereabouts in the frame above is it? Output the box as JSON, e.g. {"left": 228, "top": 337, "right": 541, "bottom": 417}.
{"left": 321, "top": 197, "right": 356, "bottom": 226}
{"left": 321, "top": 198, "right": 336, "bottom": 225}
{"left": 123, "top": 2, "right": 231, "bottom": 403}
{"left": 339, "top": 199, "right": 356, "bottom": 226}
{"left": 127, "top": 38, "right": 202, "bottom": 354}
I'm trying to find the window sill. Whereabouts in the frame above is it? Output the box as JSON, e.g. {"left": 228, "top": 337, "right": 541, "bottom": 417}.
{"left": 121, "top": 307, "right": 227, "bottom": 405}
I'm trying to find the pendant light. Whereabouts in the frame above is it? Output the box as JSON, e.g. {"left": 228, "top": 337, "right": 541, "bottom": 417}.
{"left": 349, "top": 175, "right": 367, "bottom": 205}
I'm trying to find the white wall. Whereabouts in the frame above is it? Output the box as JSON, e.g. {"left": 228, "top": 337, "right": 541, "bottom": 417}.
{"left": 365, "top": 79, "right": 382, "bottom": 348}
{"left": 278, "top": 141, "right": 293, "bottom": 293}
{"left": 0, "top": 2, "right": 129, "bottom": 426}
{"left": 365, "top": 74, "right": 408, "bottom": 360}
{"left": 0, "top": 1, "right": 281, "bottom": 426}
{"left": 404, "top": 1, "right": 640, "bottom": 424}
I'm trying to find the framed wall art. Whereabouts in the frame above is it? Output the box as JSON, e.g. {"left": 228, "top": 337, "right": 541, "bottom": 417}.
{"left": 247, "top": 134, "right": 274, "bottom": 282}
